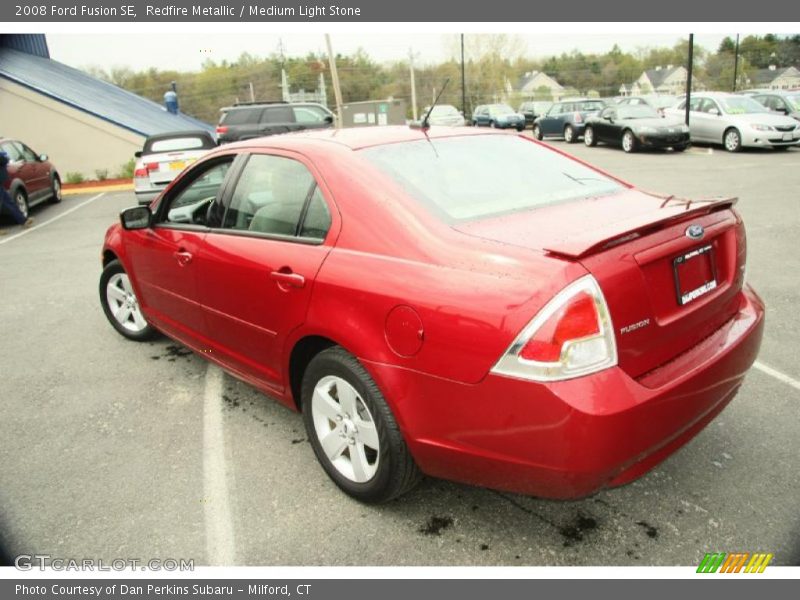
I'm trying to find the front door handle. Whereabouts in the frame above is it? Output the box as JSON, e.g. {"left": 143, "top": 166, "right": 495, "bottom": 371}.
{"left": 269, "top": 269, "right": 305, "bottom": 289}
{"left": 174, "top": 250, "right": 193, "bottom": 266}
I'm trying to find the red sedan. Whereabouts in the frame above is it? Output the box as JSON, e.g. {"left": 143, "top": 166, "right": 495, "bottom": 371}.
{"left": 99, "top": 127, "right": 764, "bottom": 503}
{"left": 1, "top": 138, "right": 62, "bottom": 220}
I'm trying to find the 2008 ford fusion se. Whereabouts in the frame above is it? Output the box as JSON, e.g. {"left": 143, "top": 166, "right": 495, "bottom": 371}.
{"left": 99, "top": 127, "right": 764, "bottom": 503}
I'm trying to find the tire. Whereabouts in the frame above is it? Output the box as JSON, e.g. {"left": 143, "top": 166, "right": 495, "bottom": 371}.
{"left": 516, "top": 125, "right": 524, "bottom": 132}
{"left": 13, "top": 188, "right": 29, "bottom": 219}
{"left": 773, "top": 145, "right": 790, "bottom": 151}
{"left": 49, "top": 175, "right": 62, "bottom": 204}
{"left": 564, "top": 125, "right": 576, "bottom": 143}
{"left": 490, "top": 121, "right": 498, "bottom": 129}
{"left": 622, "top": 130, "right": 638, "bottom": 153}
{"left": 673, "top": 144, "right": 689, "bottom": 152}
{"left": 723, "top": 128, "right": 742, "bottom": 153}
{"left": 472, "top": 120, "right": 478, "bottom": 127}
{"left": 532, "top": 124, "right": 543, "bottom": 140}
{"left": 99, "top": 260, "right": 157, "bottom": 341}
{"left": 584, "top": 126, "right": 597, "bottom": 147}
{"left": 302, "top": 346, "right": 422, "bottom": 503}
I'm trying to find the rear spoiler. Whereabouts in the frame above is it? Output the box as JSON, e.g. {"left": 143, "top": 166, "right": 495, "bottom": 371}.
{"left": 544, "top": 195, "right": 738, "bottom": 259}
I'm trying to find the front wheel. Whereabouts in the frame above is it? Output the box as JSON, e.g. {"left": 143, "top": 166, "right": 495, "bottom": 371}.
{"left": 302, "top": 346, "right": 422, "bottom": 503}
{"left": 489, "top": 121, "right": 498, "bottom": 129}
{"left": 723, "top": 128, "right": 742, "bottom": 152}
{"left": 516, "top": 125, "right": 524, "bottom": 132}
{"left": 564, "top": 125, "right": 576, "bottom": 143}
{"left": 99, "top": 260, "right": 157, "bottom": 341}
{"left": 50, "top": 175, "right": 62, "bottom": 204}
{"left": 532, "top": 125, "right": 543, "bottom": 140}
{"left": 672, "top": 144, "right": 689, "bottom": 152}
{"left": 622, "top": 130, "right": 638, "bottom": 153}
{"left": 584, "top": 126, "right": 597, "bottom": 147}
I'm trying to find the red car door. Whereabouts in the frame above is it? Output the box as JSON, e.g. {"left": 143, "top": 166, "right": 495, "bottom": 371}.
{"left": 195, "top": 152, "right": 337, "bottom": 393}
{"left": 125, "top": 158, "right": 235, "bottom": 347}
{"left": 13, "top": 142, "right": 49, "bottom": 197}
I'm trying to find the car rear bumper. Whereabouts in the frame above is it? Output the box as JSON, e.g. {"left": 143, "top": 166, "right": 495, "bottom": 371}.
{"left": 364, "top": 285, "right": 764, "bottom": 499}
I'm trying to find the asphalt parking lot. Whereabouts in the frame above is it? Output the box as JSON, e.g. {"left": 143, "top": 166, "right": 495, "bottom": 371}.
{"left": 1, "top": 141, "right": 798, "bottom": 567}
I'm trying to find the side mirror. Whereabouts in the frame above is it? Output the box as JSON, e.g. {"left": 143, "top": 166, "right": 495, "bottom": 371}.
{"left": 38, "top": 153, "right": 48, "bottom": 161}
{"left": 134, "top": 151, "right": 143, "bottom": 158}
{"left": 120, "top": 206, "right": 152, "bottom": 230}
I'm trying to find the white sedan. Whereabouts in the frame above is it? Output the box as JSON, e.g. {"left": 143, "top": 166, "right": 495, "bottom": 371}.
{"left": 665, "top": 92, "right": 800, "bottom": 152}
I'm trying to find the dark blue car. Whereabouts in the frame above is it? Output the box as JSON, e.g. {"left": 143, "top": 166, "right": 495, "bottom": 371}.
{"left": 471, "top": 104, "right": 525, "bottom": 131}
{"left": 532, "top": 98, "right": 607, "bottom": 143}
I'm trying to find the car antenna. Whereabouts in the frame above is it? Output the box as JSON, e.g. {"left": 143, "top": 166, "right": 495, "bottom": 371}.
{"left": 413, "top": 79, "right": 451, "bottom": 131}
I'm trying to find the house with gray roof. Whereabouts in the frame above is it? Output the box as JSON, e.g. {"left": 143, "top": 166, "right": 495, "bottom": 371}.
{"left": 0, "top": 34, "right": 212, "bottom": 178}
{"left": 752, "top": 66, "right": 800, "bottom": 90}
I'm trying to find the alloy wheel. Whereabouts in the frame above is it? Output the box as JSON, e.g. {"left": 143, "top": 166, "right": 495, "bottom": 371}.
{"left": 105, "top": 273, "right": 149, "bottom": 334}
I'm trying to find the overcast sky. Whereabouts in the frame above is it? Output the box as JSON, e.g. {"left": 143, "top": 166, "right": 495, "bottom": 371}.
{"left": 46, "top": 33, "right": 733, "bottom": 72}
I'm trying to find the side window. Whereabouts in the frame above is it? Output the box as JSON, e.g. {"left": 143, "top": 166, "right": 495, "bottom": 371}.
{"left": 773, "top": 97, "right": 787, "bottom": 111}
{"left": 220, "top": 108, "right": 262, "bottom": 125}
{"left": 163, "top": 160, "right": 233, "bottom": 225}
{"left": 547, "top": 104, "right": 560, "bottom": 116}
{"left": 13, "top": 142, "right": 36, "bottom": 161}
{"left": 262, "top": 106, "right": 296, "bottom": 124}
{"left": 701, "top": 99, "right": 720, "bottom": 114}
{"left": 299, "top": 187, "right": 332, "bottom": 240}
{"left": 223, "top": 154, "right": 314, "bottom": 236}
{"left": 688, "top": 97, "right": 703, "bottom": 112}
{"left": 293, "top": 106, "right": 328, "bottom": 123}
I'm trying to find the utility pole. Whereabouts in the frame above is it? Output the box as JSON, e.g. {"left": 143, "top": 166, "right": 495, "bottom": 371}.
{"left": 325, "top": 34, "right": 344, "bottom": 129}
{"left": 409, "top": 48, "right": 418, "bottom": 121}
{"left": 249, "top": 82, "right": 255, "bottom": 102}
{"left": 732, "top": 34, "right": 740, "bottom": 92}
{"left": 684, "top": 33, "right": 694, "bottom": 127}
{"left": 460, "top": 34, "right": 466, "bottom": 116}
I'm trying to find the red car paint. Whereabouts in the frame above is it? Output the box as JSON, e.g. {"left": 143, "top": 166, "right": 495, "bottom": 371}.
{"left": 101, "top": 127, "right": 764, "bottom": 498}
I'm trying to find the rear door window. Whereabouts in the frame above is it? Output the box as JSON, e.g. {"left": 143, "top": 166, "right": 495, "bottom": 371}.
{"left": 261, "top": 106, "right": 296, "bottom": 124}
{"left": 220, "top": 108, "right": 263, "bottom": 125}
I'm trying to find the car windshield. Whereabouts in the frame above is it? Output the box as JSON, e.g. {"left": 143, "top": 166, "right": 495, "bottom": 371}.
{"left": 718, "top": 96, "right": 769, "bottom": 115}
{"left": 650, "top": 96, "right": 678, "bottom": 109}
{"left": 576, "top": 100, "right": 605, "bottom": 112}
{"left": 489, "top": 105, "right": 515, "bottom": 116}
{"left": 429, "top": 105, "right": 460, "bottom": 116}
{"left": 618, "top": 105, "right": 660, "bottom": 119}
{"left": 360, "top": 135, "right": 623, "bottom": 223}
{"left": 146, "top": 135, "right": 214, "bottom": 153}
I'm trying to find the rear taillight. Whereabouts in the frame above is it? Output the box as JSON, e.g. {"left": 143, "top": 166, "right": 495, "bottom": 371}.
{"left": 492, "top": 275, "right": 617, "bottom": 381}
{"left": 145, "top": 162, "right": 159, "bottom": 171}
{"left": 216, "top": 125, "right": 228, "bottom": 134}
{"left": 133, "top": 168, "right": 148, "bottom": 178}
{"left": 574, "top": 112, "right": 583, "bottom": 124}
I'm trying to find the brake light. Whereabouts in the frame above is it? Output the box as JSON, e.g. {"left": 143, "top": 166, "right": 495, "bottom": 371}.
{"left": 216, "top": 125, "right": 228, "bottom": 134}
{"left": 145, "top": 162, "right": 159, "bottom": 171}
{"left": 133, "top": 168, "right": 148, "bottom": 178}
{"left": 492, "top": 276, "right": 617, "bottom": 381}
{"left": 574, "top": 112, "right": 583, "bottom": 124}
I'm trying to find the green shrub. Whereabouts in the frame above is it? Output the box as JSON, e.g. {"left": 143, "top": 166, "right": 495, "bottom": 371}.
{"left": 65, "top": 172, "right": 85, "bottom": 184}
{"left": 116, "top": 158, "right": 135, "bottom": 179}
{"left": 94, "top": 168, "right": 109, "bottom": 181}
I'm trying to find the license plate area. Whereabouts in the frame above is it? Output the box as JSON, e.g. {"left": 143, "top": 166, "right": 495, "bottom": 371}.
{"left": 673, "top": 244, "right": 717, "bottom": 306}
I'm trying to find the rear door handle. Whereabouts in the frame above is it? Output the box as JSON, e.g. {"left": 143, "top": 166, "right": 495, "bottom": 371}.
{"left": 174, "top": 250, "right": 193, "bottom": 266}
{"left": 269, "top": 269, "right": 305, "bottom": 288}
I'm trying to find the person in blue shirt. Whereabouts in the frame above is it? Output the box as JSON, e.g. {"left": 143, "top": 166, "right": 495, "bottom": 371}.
{"left": 0, "top": 149, "right": 34, "bottom": 232}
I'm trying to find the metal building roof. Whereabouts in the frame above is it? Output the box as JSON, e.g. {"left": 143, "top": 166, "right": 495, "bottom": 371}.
{"left": 0, "top": 47, "right": 213, "bottom": 137}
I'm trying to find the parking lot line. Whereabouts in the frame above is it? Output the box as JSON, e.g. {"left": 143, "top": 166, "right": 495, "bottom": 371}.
{"left": 0, "top": 192, "right": 105, "bottom": 246}
{"left": 203, "top": 364, "right": 236, "bottom": 565}
{"left": 753, "top": 361, "right": 800, "bottom": 392}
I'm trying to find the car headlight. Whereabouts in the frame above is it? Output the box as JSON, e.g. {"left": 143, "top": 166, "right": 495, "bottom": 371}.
{"left": 750, "top": 124, "right": 775, "bottom": 131}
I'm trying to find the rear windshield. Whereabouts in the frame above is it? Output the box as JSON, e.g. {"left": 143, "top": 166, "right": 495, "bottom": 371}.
{"left": 360, "top": 135, "right": 623, "bottom": 222}
{"left": 146, "top": 135, "right": 215, "bottom": 153}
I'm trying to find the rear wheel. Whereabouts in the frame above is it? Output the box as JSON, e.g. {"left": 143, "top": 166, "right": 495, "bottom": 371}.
{"left": 723, "top": 128, "right": 742, "bottom": 152}
{"left": 516, "top": 124, "right": 524, "bottom": 132}
{"left": 672, "top": 144, "right": 689, "bottom": 152}
{"left": 99, "top": 260, "right": 157, "bottom": 341}
{"left": 564, "top": 125, "right": 576, "bottom": 143}
{"left": 622, "top": 130, "right": 638, "bottom": 153}
{"left": 302, "top": 346, "right": 421, "bottom": 503}
{"left": 584, "top": 126, "right": 597, "bottom": 147}
{"left": 490, "top": 121, "right": 498, "bottom": 129}
{"left": 14, "top": 188, "right": 29, "bottom": 219}
{"left": 532, "top": 124, "right": 543, "bottom": 140}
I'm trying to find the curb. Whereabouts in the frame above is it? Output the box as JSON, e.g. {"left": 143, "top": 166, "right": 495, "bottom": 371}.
{"left": 62, "top": 183, "right": 134, "bottom": 196}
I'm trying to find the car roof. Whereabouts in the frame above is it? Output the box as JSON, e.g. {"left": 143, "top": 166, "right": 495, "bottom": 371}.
{"left": 144, "top": 130, "right": 215, "bottom": 142}
{"left": 216, "top": 126, "right": 505, "bottom": 152}
{"left": 220, "top": 102, "right": 326, "bottom": 112}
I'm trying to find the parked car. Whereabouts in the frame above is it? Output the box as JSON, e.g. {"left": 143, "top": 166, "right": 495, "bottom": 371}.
{"left": 216, "top": 101, "right": 335, "bottom": 143}
{"left": 747, "top": 90, "right": 800, "bottom": 122}
{"left": 584, "top": 104, "right": 690, "bottom": 152}
{"left": 532, "top": 98, "right": 607, "bottom": 143}
{"left": 0, "top": 138, "right": 61, "bottom": 220}
{"left": 616, "top": 95, "right": 680, "bottom": 115}
{"left": 99, "top": 126, "right": 764, "bottom": 503}
{"left": 133, "top": 130, "right": 217, "bottom": 205}
{"left": 420, "top": 104, "right": 466, "bottom": 127}
{"left": 665, "top": 92, "right": 800, "bottom": 152}
{"left": 471, "top": 104, "right": 525, "bottom": 130}
{"left": 518, "top": 101, "right": 553, "bottom": 126}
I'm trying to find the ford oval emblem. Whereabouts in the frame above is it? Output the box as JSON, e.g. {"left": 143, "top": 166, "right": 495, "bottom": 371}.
{"left": 686, "top": 224, "right": 705, "bottom": 240}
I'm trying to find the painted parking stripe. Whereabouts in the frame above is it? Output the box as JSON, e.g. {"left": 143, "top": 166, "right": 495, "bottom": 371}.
{"left": 0, "top": 193, "right": 105, "bottom": 245}
{"left": 753, "top": 361, "right": 800, "bottom": 392}
{"left": 203, "top": 364, "right": 236, "bottom": 565}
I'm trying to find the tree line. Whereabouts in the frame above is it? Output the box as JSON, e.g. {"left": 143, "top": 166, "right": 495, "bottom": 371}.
{"left": 85, "top": 34, "right": 800, "bottom": 123}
